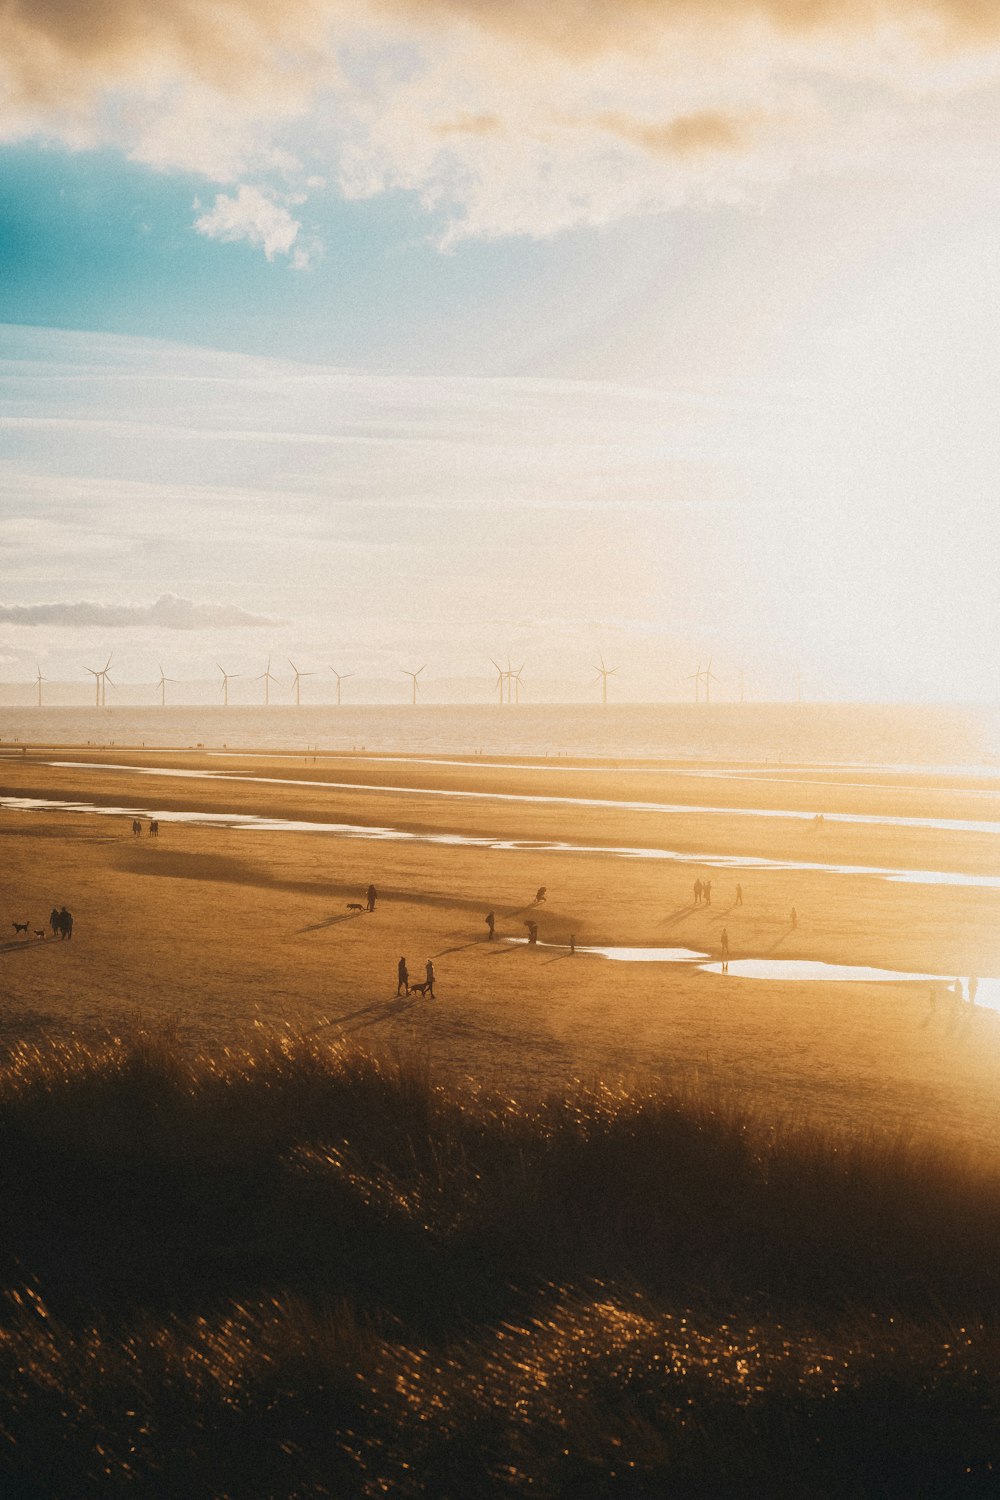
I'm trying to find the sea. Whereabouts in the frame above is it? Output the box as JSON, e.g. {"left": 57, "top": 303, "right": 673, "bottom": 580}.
{"left": 1, "top": 703, "right": 999, "bottom": 771}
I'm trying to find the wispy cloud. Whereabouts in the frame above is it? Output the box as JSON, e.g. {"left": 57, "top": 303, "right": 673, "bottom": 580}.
{"left": 0, "top": 595, "right": 282, "bottom": 629}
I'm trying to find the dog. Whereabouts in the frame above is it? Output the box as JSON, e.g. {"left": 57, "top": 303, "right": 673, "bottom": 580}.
{"left": 409, "top": 981, "right": 432, "bottom": 998}
{"left": 346, "top": 902, "right": 364, "bottom": 912}
{"left": 12, "top": 921, "right": 28, "bottom": 935}
{"left": 33, "top": 930, "right": 45, "bottom": 939}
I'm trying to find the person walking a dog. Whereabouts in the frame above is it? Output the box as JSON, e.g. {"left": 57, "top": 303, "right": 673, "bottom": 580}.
{"left": 425, "top": 960, "right": 435, "bottom": 998}
{"left": 367, "top": 884, "right": 377, "bottom": 912}
{"left": 396, "top": 957, "right": 409, "bottom": 996}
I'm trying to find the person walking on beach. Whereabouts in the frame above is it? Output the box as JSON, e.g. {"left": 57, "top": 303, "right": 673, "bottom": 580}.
{"left": 790, "top": 907, "right": 797, "bottom": 929}
{"left": 953, "top": 977, "right": 964, "bottom": 1006}
{"left": 425, "top": 960, "right": 435, "bottom": 998}
{"left": 735, "top": 883, "right": 743, "bottom": 906}
{"left": 526, "top": 921, "right": 538, "bottom": 945}
{"left": 569, "top": 934, "right": 576, "bottom": 955}
{"left": 720, "top": 927, "right": 729, "bottom": 973}
{"left": 693, "top": 879, "right": 702, "bottom": 905}
{"left": 969, "top": 976, "right": 979, "bottom": 1006}
{"left": 367, "top": 884, "right": 377, "bottom": 912}
{"left": 49, "top": 907, "right": 60, "bottom": 937}
{"left": 535, "top": 887, "right": 547, "bottom": 903}
{"left": 57, "top": 906, "right": 72, "bottom": 940}
{"left": 396, "top": 957, "right": 409, "bottom": 996}
{"left": 485, "top": 911, "right": 495, "bottom": 940}
{"left": 704, "top": 880, "right": 712, "bottom": 905}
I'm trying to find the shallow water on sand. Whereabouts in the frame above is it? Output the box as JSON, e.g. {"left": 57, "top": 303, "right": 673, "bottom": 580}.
{"left": 44, "top": 761, "right": 1000, "bottom": 836}
{"left": 4, "top": 794, "right": 1000, "bottom": 890}
{"left": 510, "top": 942, "right": 999, "bottom": 1014}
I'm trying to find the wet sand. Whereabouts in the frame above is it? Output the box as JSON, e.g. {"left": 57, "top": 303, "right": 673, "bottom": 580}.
{"left": 2, "top": 746, "right": 1000, "bottom": 1154}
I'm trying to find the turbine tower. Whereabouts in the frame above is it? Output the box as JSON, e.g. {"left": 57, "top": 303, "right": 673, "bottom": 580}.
{"left": 256, "top": 656, "right": 280, "bottom": 706}
{"left": 35, "top": 664, "right": 45, "bottom": 707}
{"left": 156, "top": 664, "right": 178, "bottom": 707}
{"left": 288, "top": 659, "right": 315, "bottom": 706}
{"left": 702, "top": 658, "right": 719, "bottom": 705}
{"left": 686, "top": 662, "right": 703, "bottom": 704}
{"left": 329, "top": 666, "right": 354, "bottom": 706}
{"left": 85, "top": 654, "right": 112, "bottom": 707}
{"left": 217, "top": 663, "right": 240, "bottom": 706}
{"left": 512, "top": 665, "right": 525, "bottom": 704}
{"left": 403, "top": 665, "right": 426, "bottom": 705}
{"left": 594, "top": 655, "right": 619, "bottom": 705}
{"left": 490, "top": 658, "right": 505, "bottom": 705}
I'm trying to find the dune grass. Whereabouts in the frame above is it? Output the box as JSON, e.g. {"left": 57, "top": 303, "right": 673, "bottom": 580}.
{"left": 0, "top": 1027, "right": 998, "bottom": 1495}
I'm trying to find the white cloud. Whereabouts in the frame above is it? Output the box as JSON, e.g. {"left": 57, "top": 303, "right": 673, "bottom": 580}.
{"left": 193, "top": 185, "right": 307, "bottom": 261}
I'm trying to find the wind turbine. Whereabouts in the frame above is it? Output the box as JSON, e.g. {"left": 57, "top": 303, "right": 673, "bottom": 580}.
{"left": 594, "top": 655, "right": 619, "bottom": 705}
{"left": 490, "top": 658, "right": 505, "bottom": 706}
{"left": 156, "top": 664, "right": 178, "bottom": 707}
{"left": 217, "top": 663, "right": 240, "bottom": 706}
{"left": 85, "top": 654, "right": 112, "bottom": 707}
{"left": 512, "top": 664, "right": 525, "bottom": 704}
{"left": 34, "top": 664, "right": 45, "bottom": 707}
{"left": 256, "top": 655, "right": 280, "bottom": 706}
{"left": 686, "top": 662, "right": 703, "bottom": 704}
{"left": 288, "top": 659, "right": 315, "bottom": 706}
{"left": 329, "top": 666, "right": 354, "bottom": 706}
{"left": 402, "top": 665, "right": 426, "bottom": 705}
{"left": 703, "top": 658, "right": 719, "bottom": 705}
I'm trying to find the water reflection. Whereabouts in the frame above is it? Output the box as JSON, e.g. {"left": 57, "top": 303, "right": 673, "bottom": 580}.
{"left": 45, "top": 760, "right": 1000, "bottom": 835}
{"left": 4, "top": 794, "right": 999, "bottom": 889}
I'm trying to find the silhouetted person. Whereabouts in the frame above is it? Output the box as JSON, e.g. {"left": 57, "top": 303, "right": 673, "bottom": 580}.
{"left": 58, "top": 906, "right": 72, "bottom": 940}
{"left": 735, "top": 883, "right": 743, "bottom": 906}
{"left": 790, "top": 907, "right": 797, "bottom": 929}
{"left": 397, "top": 957, "right": 409, "bottom": 996}
{"left": 49, "top": 908, "right": 60, "bottom": 937}
{"left": 150, "top": 820, "right": 159, "bottom": 837}
{"left": 969, "top": 976, "right": 979, "bottom": 1006}
{"left": 526, "top": 921, "right": 538, "bottom": 945}
{"left": 367, "top": 884, "right": 377, "bottom": 912}
{"left": 535, "top": 887, "right": 547, "bottom": 903}
{"left": 425, "top": 960, "right": 435, "bottom": 998}
{"left": 720, "top": 928, "right": 729, "bottom": 957}
{"left": 485, "top": 911, "right": 495, "bottom": 940}
{"left": 569, "top": 934, "right": 575, "bottom": 954}
{"left": 953, "top": 977, "right": 963, "bottom": 1006}
{"left": 704, "top": 880, "right": 712, "bottom": 904}
{"left": 693, "top": 879, "right": 702, "bottom": 904}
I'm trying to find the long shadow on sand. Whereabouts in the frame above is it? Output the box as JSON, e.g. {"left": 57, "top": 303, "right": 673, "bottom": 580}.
{"left": 660, "top": 903, "right": 698, "bottom": 929}
{"left": 766, "top": 926, "right": 796, "bottom": 954}
{"left": 334, "top": 994, "right": 421, "bottom": 1030}
{"left": 296, "top": 912, "right": 364, "bottom": 934}
{"left": 0, "top": 937, "right": 57, "bottom": 955}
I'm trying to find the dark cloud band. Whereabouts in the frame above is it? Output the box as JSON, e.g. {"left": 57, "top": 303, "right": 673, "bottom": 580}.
{"left": 0, "top": 595, "right": 281, "bottom": 629}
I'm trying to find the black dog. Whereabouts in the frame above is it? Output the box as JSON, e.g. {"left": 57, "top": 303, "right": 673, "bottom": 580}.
{"left": 12, "top": 921, "right": 28, "bottom": 935}
{"left": 346, "top": 902, "right": 364, "bottom": 912}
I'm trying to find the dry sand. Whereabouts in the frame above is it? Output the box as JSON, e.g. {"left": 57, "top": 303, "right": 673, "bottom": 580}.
{"left": 2, "top": 746, "right": 1000, "bottom": 1155}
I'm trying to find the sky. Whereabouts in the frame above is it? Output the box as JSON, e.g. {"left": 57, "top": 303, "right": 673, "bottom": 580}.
{"left": 3, "top": 0, "right": 1000, "bottom": 703}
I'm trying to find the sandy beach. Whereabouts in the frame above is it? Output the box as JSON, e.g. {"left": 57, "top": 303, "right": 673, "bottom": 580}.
{"left": 3, "top": 745, "right": 1000, "bottom": 1154}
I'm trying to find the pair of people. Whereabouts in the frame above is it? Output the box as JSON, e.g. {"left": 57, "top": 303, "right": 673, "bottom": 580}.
{"left": 49, "top": 906, "right": 73, "bottom": 939}
{"left": 397, "top": 958, "right": 435, "bottom": 997}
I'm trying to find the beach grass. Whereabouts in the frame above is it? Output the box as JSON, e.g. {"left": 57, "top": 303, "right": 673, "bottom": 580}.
{"left": 1, "top": 1027, "right": 999, "bottom": 1496}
